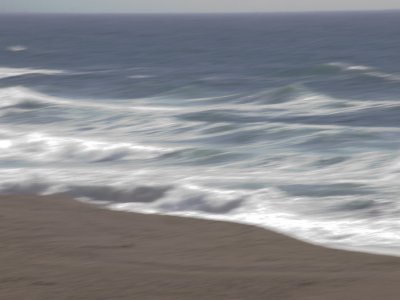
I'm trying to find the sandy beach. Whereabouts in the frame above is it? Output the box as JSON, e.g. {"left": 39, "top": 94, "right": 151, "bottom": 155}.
{"left": 1, "top": 194, "right": 400, "bottom": 300}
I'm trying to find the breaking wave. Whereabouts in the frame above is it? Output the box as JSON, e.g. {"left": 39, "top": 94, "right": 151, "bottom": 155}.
{"left": 0, "top": 57, "right": 399, "bottom": 256}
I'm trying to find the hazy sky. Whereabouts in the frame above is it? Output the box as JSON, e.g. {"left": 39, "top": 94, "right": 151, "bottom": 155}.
{"left": 2, "top": 0, "right": 400, "bottom": 13}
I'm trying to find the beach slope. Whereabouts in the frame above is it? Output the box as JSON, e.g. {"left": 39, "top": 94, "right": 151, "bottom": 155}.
{"left": 1, "top": 195, "right": 400, "bottom": 300}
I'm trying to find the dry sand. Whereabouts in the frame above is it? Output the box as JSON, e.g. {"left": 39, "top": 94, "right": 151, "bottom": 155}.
{"left": 1, "top": 194, "right": 400, "bottom": 299}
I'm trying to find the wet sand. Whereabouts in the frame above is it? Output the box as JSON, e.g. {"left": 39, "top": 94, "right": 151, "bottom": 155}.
{"left": 1, "top": 194, "right": 400, "bottom": 299}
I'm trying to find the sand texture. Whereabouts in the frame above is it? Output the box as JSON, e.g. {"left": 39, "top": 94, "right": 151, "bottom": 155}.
{"left": 1, "top": 195, "right": 400, "bottom": 299}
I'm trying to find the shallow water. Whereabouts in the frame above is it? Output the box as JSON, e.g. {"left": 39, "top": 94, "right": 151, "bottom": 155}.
{"left": 0, "top": 12, "right": 399, "bottom": 254}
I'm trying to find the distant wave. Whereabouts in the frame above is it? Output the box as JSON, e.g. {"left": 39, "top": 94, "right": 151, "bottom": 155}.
{"left": 0, "top": 86, "right": 64, "bottom": 109}
{"left": 6, "top": 45, "right": 27, "bottom": 52}
{"left": 127, "top": 74, "right": 154, "bottom": 79}
{"left": 0, "top": 86, "right": 180, "bottom": 113}
{"left": 8, "top": 76, "right": 397, "bottom": 120}
{"left": 323, "top": 62, "right": 374, "bottom": 72}
{"left": 0, "top": 67, "right": 65, "bottom": 79}
{"left": 320, "top": 62, "right": 400, "bottom": 82}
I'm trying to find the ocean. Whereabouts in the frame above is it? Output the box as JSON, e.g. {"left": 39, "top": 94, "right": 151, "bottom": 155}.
{"left": 0, "top": 12, "right": 399, "bottom": 255}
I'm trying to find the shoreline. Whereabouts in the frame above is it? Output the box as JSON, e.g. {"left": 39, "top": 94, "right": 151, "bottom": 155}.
{"left": 108, "top": 202, "right": 400, "bottom": 259}
{"left": 2, "top": 194, "right": 400, "bottom": 299}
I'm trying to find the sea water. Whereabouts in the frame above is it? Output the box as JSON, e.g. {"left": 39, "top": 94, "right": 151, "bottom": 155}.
{"left": 0, "top": 12, "right": 399, "bottom": 255}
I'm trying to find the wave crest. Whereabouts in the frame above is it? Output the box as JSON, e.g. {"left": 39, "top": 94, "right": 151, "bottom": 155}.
{"left": 0, "top": 131, "right": 173, "bottom": 163}
{"left": 0, "top": 67, "right": 65, "bottom": 79}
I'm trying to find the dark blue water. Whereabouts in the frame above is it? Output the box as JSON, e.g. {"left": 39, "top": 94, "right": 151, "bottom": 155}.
{"left": 0, "top": 12, "right": 399, "bottom": 254}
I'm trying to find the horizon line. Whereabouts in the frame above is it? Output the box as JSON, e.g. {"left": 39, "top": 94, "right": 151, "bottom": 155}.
{"left": 1, "top": 8, "right": 400, "bottom": 16}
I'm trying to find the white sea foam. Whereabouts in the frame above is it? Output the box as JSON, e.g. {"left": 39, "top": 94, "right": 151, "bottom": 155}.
{"left": 0, "top": 130, "right": 173, "bottom": 163}
{"left": 325, "top": 62, "right": 374, "bottom": 72}
{"left": 0, "top": 67, "right": 65, "bottom": 79}
{"left": 324, "top": 62, "right": 400, "bottom": 82}
{"left": 127, "top": 74, "right": 154, "bottom": 79}
{"left": 109, "top": 177, "right": 400, "bottom": 255}
{"left": 6, "top": 45, "right": 27, "bottom": 52}
{"left": 365, "top": 71, "right": 400, "bottom": 82}
{"left": 250, "top": 86, "right": 400, "bottom": 118}
{"left": 8, "top": 84, "right": 391, "bottom": 121}
{"left": 0, "top": 141, "right": 399, "bottom": 255}
{"left": 0, "top": 86, "right": 181, "bottom": 113}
